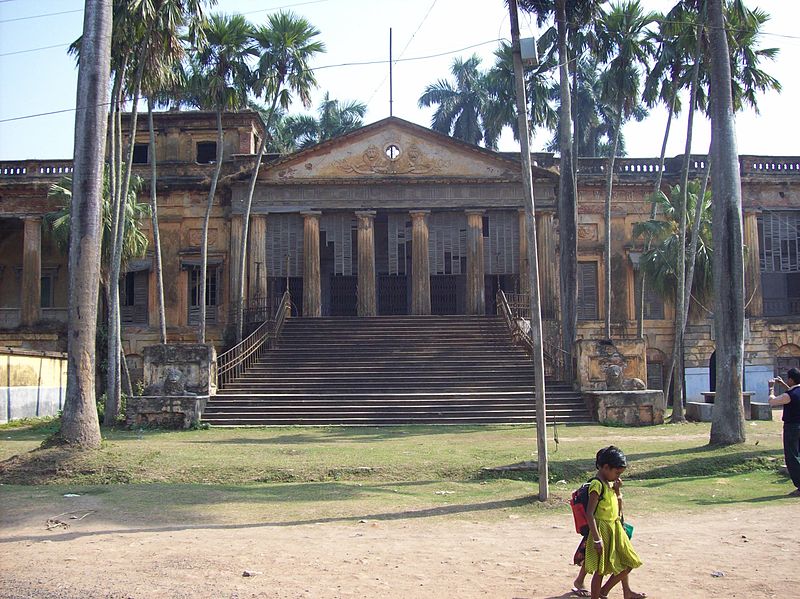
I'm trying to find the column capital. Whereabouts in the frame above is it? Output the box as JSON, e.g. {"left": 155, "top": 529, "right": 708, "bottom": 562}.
{"left": 300, "top": 210, "right": 322, "bottom": 220}
{"left": 465, "top": 209, "right": 486, "bottom": 216}
{"left": 355, "top": 210, "right": 376, "bottom": 218}
{"left": 409, "top": 210, "right": 430, "bottom": 220}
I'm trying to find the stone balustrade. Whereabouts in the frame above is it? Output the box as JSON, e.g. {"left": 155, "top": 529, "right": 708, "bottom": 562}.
{"left": 0, "top": 160, "right": 74, "bottom": 178}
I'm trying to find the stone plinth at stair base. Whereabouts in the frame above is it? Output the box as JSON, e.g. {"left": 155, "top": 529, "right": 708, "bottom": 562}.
{"left": 686, "top": 401, "right": 714, "bottom": 422}
{"left": 687, "top": 400, "right": 774, "bottom": 422}
{"left": 583, "top": 390, "right": 665, "bottom": 426}
{"left": 142, "top": 343, "right": 217, "bottom": 396}
{"left": 127, "top": 395, "right": 208, "bottom": 429}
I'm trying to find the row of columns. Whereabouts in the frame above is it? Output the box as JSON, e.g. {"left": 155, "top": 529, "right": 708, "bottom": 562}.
{"left": 241, "top": 210, "right": 704, "bottom": 318}
{"left": 299, "top": 209, "right": 560, "bottom": 317}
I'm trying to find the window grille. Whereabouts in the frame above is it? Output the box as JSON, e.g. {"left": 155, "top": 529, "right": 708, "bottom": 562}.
{"left": 759, "top": 211, "right": 800, "bottom": 273}
{"left": 265, "top": 213, "right": 303, "bottom": 277}
{"left": 577, "top": 261, "right": 599, "bottom": 320}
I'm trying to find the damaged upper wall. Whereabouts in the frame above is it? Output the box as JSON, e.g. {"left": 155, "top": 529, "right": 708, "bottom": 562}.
{"left": 232, "top": 117, "right": 559, "bottom": 213}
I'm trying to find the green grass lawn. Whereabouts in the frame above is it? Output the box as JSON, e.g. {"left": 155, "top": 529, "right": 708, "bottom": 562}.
{"left": 0, "top": 417, "right": 793, "bottom": 526}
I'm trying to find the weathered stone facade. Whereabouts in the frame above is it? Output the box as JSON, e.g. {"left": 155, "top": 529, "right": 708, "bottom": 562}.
{"left": 1, "top": 110, "right": 799, "bottom": 409}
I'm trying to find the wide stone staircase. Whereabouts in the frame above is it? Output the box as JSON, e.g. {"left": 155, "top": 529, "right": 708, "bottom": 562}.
{"left": 203, "top": 315, "right": 592, "bottom": 426}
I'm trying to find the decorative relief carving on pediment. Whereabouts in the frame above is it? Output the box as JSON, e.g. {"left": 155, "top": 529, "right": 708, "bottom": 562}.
{"left": 334, "top": 143, "right": 447, "bottom": 175}
{"left": 577, "top": 223, "right": 598, "bottom": 241}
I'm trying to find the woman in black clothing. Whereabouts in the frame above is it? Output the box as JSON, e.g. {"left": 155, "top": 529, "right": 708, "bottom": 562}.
{"left": 769, "top": 367, "right": 800, "bottom": 496}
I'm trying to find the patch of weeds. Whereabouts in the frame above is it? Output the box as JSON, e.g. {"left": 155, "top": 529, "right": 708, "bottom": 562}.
{"left": 0, "top": 417, "right": 60, "bottom": 433}
{"left": 255, "top": 469, "right": 298, "bottom": 483}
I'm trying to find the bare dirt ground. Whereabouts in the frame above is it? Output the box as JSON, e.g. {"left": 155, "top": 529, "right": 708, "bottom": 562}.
{"left": 0, "top": 499, "right": 797, "bottom": 599}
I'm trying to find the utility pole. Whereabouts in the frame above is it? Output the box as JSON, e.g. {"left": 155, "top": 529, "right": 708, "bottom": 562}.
{"left": 508, "top": 0, "right": 549, "bottom": 501}
{"left": 389, "top": 28, "right": 394, "bottom": 117}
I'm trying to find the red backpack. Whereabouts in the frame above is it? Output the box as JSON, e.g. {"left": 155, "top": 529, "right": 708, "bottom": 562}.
{"left": 569, "top": 477, "right": 604, "bottom": 536}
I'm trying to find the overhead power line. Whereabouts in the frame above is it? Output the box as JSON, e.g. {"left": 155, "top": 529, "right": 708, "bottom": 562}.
{"left": 0, "top": 8, "right": 83, "bottom": 24}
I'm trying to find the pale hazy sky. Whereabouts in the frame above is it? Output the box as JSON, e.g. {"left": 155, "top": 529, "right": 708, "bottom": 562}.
{"left": 0, "top": 0, "right": 797, "bottom": 160}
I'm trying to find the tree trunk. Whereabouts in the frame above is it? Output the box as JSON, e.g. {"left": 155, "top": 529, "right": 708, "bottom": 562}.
{"left": 557, "top": 0, "right": 578, "bottom": 379}
{"left": 510, "top": 0, "right": 549, "bottom": 501}
{"left": 637, "top": 91, "right": 675, "bottom": 339}
{"left": 667, "top": 13, "right": 705, "bottom": 424}
{"left": 105, "top": 44, "right": 147, "bottom": 426}
{"left": 603, "top": 96, "right": 624, "bottom": 340}
{"left": 708, "top": 0, "right": 746, "bottom": 445}
{"left": 236, "top": 91, "right": 282, "bottom": 342}
{"left": 60, "top": 0, "right": 112, "bottom": 448}
{"left": 148, "top": 99, "right": 167, "bottom": 344}
{"left": 198, "top": 109, "right": 225, "bottom": 344}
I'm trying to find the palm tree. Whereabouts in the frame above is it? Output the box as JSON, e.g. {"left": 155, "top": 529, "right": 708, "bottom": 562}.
{"left": 236, "top": 11, "right": 324, "bottom": 341}
{"left": 186, "top": 13, "right": 256, "bottom": 344}
{"left": 637, "top": 3, "right": 696, "bottom": 341}
{"left": 633, "top": 181, "right": 713, "bottom": 314}
{"left": 595, "top": 0, "right": 656, "bottom": 339}
{"left": 283, "top": 92, "right": 367, "bottom": 149}
{"left": 483, "top": 41, "right": 557, "bottom": 145}
{"left": 140, "top": 1, "right": 210, "bottom": 349}
{"left": 60, "top": 0, "right": 112, "bottom": 448}
{"left": 418, "top": 55, "right": 495, "bottom": 148}
{"left": 47, "top": 173, "right": 150, "bottom": 306}
{"left": 708, "top": 0, "right": 745, "bottom": 445}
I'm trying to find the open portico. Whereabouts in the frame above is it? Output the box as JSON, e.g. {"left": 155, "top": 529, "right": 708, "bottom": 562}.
{"left": 229, "top": 117, "right": 558, "bottom": 320}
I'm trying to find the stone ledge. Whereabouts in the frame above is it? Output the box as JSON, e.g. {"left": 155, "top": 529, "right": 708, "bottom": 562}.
{"left": 686, "top": 401, "right": 714, "bottom": 422}
{"left": 126, "top": 395, "right": 208, "bottom": 429}
{"left": 583, "top": 390, "right": 665, "bottom": 426}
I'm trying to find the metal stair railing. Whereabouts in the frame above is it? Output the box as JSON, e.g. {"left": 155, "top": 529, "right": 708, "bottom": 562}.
{"left": 496, "top": 289, "right": 571, "bottom": 382}
{"left": 216, "top": 290, "right": 291, "bottom": 389}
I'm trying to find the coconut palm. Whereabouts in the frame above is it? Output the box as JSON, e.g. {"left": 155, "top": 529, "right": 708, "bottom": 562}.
{"left": 283, "top": 92, "right": 367, "bottom": 149}
{"left": 236, "top": 11, "right": 324, "bottom": 341}
{"left": 418, "top": 54, "right": 495, "bottom": 148}
{"left": 186, "top": 13, "right": 256, "bottom": 344}
{"left": 595, "top": 0, "right": 656, "bottom": 339}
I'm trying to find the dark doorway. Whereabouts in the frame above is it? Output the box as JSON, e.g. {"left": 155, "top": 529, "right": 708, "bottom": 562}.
{"left": 430, "top": 274, "right": 465, "bottom": 315}
{"left": 375, "top": 212, "right": 410, "bottom": 315}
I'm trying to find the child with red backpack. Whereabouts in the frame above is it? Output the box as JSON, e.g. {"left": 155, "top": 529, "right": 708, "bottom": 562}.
{"left": 569, "top": 446, "right": 646, "bottom": 599}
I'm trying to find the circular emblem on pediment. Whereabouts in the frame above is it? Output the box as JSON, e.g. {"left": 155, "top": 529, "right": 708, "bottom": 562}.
{"left": 385, "top": 144, "right": 401, "bottom": 161}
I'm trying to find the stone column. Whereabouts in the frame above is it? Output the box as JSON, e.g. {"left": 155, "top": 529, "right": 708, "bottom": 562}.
{"left": 743, "top": 211, "right": 763, "bottom": 317}
{"left": 229, "top": 214, "right": 243, "bottom": 318}
{"left": 356, "top": 211, "right": 377, "bottom": 317}
{"left": 466, "top": 210, "right": 486, "bottom": 315}
{"left": 302, "top": 211, "right": 322, "bottom": 317}
{"left": 535, "top": 211, "right": 557, "bottom": 319}
{"left": 21, "top": 217, "right": 42, "bottom": 326}
{"left": 518, "top": 209, "right": 530, "bottom": 295}
{"left": 410, "top": 210, "right": 431, "bottom": 315}
{"left": 248, "top": 214, "right": 268, "bottom": 303}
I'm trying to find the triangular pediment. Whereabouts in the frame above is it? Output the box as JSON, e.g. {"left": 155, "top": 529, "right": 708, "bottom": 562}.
{"left": 258, "top": 117, "right": 551, "bottom": 183}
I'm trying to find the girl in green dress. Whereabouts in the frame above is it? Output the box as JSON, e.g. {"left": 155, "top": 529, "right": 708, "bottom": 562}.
{"left": 585, "top": 446, "right": 646, "bottom": 599}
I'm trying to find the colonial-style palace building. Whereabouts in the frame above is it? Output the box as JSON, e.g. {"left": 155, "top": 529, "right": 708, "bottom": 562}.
{"left": 2, "top": 109, "right": 799, "bottom": 411}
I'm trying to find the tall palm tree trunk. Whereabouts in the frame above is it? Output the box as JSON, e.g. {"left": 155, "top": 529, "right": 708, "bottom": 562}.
{"left": 666, "top": 13, "right": 705, "bottom": 423}
{"left": 148, "top": 99, "right": 167, "bottom": 344}
{"left": 236, "top": 91, "right": 282, "bottom": 342}
{"left": 708, "top": 0, "right": 746, "bottom": 445}
{"left": 637, "top": 91, "right": 675, "bottom": 339}
{"left": 603, "top": 96, "right": 624, "bottom": 339}
{"left": 61, "top": 0, "right": 112, "bottom": 448}
{"left": 557, "top": 0, "right": 578, "bottom": 378}
{"left": 198, "top": 110, "right": 225, "bottom": 344}
{"left": 105, "top": 45, "right": 147, "bottom": 426}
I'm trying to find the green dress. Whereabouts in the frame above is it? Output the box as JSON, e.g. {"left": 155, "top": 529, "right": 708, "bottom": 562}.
{"left": 583, "top": 478, "right": 643, "bottom": 576}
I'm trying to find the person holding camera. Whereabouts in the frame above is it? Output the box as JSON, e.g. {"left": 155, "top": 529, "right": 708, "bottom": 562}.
{"left": 769, "top": 367, "right": 800, "bottom": 496}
